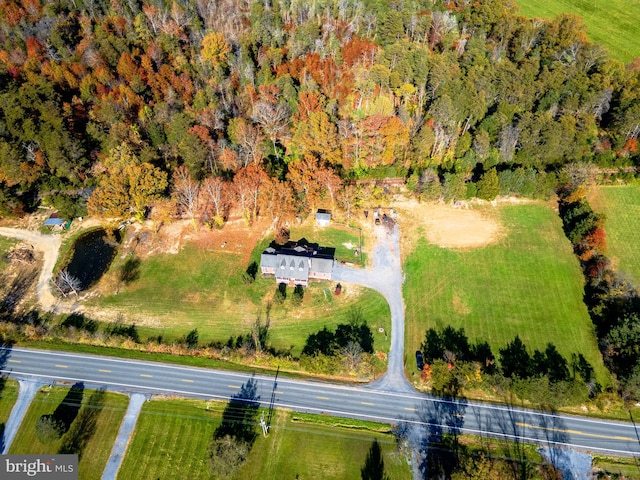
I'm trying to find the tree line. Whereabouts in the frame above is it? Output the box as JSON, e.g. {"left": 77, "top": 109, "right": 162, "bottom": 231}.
{"left": 0, "top": 0, "right": 639, "bottom": 221}
{"left": 419, "top": 325, "right": 598, "bottom": 405}
{"left": 557, "top": 164, "right": 640, "bottom": 400}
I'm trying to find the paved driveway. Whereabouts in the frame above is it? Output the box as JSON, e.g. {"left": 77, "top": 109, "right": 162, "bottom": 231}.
{"left": 332, "top": 224, "right": 413, "bottom": 393}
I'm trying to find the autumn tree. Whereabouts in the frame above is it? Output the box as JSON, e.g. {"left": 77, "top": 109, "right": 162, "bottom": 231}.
{"left": 200, "top": 175, "right": 231, "bottom": 227}
{"left": 201, "top": 31, "right": 231, "bottom": 69}
{"left": 291, "top": 111, "right": 342, "bottom": 165}
{"left": 233, "top": 163, "right": 269, "bottom": 223}
{"left": 126, "top": 162, "right": 168, "bottom": 220}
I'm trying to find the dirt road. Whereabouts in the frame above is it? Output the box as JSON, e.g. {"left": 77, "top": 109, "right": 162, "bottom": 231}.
{"left": 332, "top": 224, "right": 413, "bottom": 393}
{"left": 0, "top": 227, "right": 62, "bottom": 312}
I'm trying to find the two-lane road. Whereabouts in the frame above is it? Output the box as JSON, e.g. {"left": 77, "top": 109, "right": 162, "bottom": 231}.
{"left": 1, "top": 347, "right": 639, "bottom": 457}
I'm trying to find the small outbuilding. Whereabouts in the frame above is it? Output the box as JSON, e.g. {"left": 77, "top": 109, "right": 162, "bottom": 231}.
{"left": 43, "top": 213, "right": 67, "bottom": 230}
{"left": 315, "top": 210, "right": 331, "bottom": 227}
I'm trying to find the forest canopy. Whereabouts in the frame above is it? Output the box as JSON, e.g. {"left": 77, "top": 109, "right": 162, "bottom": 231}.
{"left": 0, "top": 0, "right": 639, "bottom": 219}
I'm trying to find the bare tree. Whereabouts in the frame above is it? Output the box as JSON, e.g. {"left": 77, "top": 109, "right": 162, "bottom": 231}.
{"left": 53, "top": 270, "right": 82, "bottom": 297}
{"left": 252, "top": 101, "right": 290, "bottom": 160}
{"left": 200, "top": 176, "right": 230, "bottom": 225}
{"left": 342, "top": 341, "right": 364, "bottom": 371}
{"left": 172, "top": 166, "right": 201, "bottom": 226}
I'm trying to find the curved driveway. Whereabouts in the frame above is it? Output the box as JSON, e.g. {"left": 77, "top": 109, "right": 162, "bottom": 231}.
{"left": 0, "top": 227, "right": 61, "bottom": 312}
{"left": 332, "top": 224, "right": 412, "bottom": 392}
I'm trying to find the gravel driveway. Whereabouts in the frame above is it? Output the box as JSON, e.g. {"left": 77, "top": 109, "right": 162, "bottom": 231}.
{"left": 332, "top": 224, "right": 413, "bottom": 393}
{"left": 0, "top": 227, "right": 62, "bottom": 312}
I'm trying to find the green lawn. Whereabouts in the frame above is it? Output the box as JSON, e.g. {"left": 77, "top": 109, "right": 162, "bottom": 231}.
{"left": 118, "top": 398, "right": 220, "bottom": 480}
{"left": 0, "top": 378, "right": 19, "bottom": 438}
{"left": 404, "top": 203, "right": 609, "bottom": 384}
{"left": 91, "top": 227, "right": 389, "bottom": 355}
{"left": 515, "top": 0, "right": 640, "bottom": 63}
{"left": 243, "top": 411, "right": 410, "bottom": 479}
{"left": 9, "top": 385, "right": 129, "bottom": 480}
{"left": 589, "top": 185, "right": 640, "bottom": 287}
{"left": 119, "top": 398, "right": 410, "bottom": 480}
{"left": 288, "top": 224, "right": 365, "bottom": 266}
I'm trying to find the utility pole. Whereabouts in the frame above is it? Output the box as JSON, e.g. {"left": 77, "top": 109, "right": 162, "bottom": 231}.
{"left": 266, "top": 366, "right": 279, "bottom": 431}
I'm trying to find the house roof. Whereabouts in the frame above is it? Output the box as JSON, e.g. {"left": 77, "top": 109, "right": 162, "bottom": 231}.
{"left": 260, "top": 239, "right": 334, "bottom": 282}
{"left": 276, "top": 254, "right": 309, "bottom": 281}
{"left": 311, "top": 257, "right": 333, "bottom": 274}
{"left": 260, "top": 252, "right": 278, "bottom": 268}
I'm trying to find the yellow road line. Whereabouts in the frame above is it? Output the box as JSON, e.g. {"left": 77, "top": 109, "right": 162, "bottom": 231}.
{"left": 361, "top": 402, "right": 375, "bottom": 406}
{"left": 316, "top": 396, "right": 330, "bottom": 400}
{"left": 8, "top": 359, "right": 20, "bottom": 363}
{"left": 228, "top": 385, "right": 240, "bottom": 389}
{"left": 404, "top": 407, "right": 417, "bottom": 412}
{"left": 140, "top": 374, "right": 152, "bottom": 378}
{"left": 516, "top": 422, "right": 634, "bottom": 442}
{"left": 55, "top": 364, "right": 68, "bottom": 368}
{"left": 181, "top": 379, "right": 194, "bottom": 383}
{"left": 98, "top": 369, "right": 111, "bottom": 373}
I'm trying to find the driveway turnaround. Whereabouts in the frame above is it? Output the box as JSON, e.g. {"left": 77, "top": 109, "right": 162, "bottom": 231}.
{"left": 332, "top": 224, "right": 412, "bottom": 392}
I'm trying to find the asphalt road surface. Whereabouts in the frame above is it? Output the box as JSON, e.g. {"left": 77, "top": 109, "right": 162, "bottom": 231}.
{"left": 1, "top": 347, "right": 639, "bottom": 457}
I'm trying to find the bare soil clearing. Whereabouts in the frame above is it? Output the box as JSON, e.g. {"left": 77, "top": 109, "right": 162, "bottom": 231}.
{"left": 391, "top": 199, "right": 505, "bottom": 256}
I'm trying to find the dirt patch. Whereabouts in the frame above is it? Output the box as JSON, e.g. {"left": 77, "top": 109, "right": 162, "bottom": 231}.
{"left": 452, "top": 293, "right": 471, "bottom": 315}
{"left": 392, "top": 198, "right": 504, "bottom": 255}
{"left": 186, "top": 217, "right": 272, "bottom": 266}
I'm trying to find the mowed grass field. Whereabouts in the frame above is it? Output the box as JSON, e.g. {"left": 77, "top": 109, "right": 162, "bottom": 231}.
{"left": 515, "top": 0, "right": 640, "bottom": 63}
{"left": 119, "top": 397, "right": 410, "bottom": 480}
{"left": 589, "top": 185, "right": 640, "bottom": 287}
{"left": 92, "top": 227, "right": 390, "bottom": 355}
{"left": 0, "top": 378, "right": 19, "bottom": 433}
{"left": 404, "top": 203, "right": 609, "bottom": 384}
{"left": 9, "top": 385, "right": 129, "bottom": 480}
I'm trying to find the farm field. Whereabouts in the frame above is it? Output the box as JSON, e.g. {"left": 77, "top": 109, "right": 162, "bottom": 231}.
{"left": 589, "top": 185, "right": 640, "bottom": 287}
{"left": 90, "top": 226, "right": 389, "bottom": 356}
{"left": 119, "top": 397, "right": 410, "bottom": 480}
{"left": 9, "top": 385, "right": 129, "bottom": 480}
{"left": 515, "top": 0, "right": 640, "bottom": 63}
{"left": 403, "top": 203, "right": 609, "bottom": 384}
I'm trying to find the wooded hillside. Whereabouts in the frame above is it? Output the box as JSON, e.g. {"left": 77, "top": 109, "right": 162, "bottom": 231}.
{"left": 0, "top": 0, "right": 639, "bottom": 221}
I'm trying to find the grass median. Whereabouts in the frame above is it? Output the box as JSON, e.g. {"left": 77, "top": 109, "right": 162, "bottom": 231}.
{"left": 8, "top": 385, "right": 128, "bottom": 480}
{"left": 119, "top": 397, "right": 410, "bottom": 480}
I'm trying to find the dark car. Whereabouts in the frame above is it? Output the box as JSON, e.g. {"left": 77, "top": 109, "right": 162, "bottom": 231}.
{"left": 415, "top": 350, "right": 424, "bottom": 371}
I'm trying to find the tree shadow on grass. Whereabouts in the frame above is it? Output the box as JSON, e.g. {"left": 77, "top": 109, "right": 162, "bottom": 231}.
{"left": 59, "top": 388, "right": 106, "bottom": 458}
{"left": 214, "top": 376, "right": 260, "bottom": 445}
{"left": 36, "top": 382, "right": 84, "bottom": 443}
{"left": 209, "top": 377, "right": 261, "bottom": 479}
{"left": 361, "top": 439, "right": 389, "bottom": 480}
{"left": 119, "top": 255, "right": 141, "bottom": 285}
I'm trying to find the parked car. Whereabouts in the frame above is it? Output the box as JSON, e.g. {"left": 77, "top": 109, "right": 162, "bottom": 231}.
{"left": 415, "top": 351, "right": 424, "bottom": 371}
